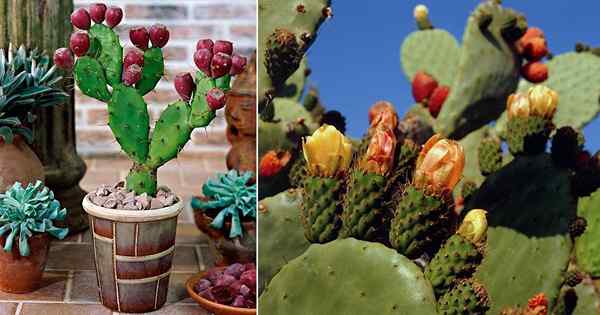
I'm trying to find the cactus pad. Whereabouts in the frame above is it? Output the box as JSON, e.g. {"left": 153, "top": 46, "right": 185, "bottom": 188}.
{"left": 467, "top": 154, "right": 574, "bottom": 313}
{"left": 575, "top": 188, "right": 600, "bottom": 277}
{"left": 301, "top": 176, "right": 342, "bottom": 243}
{"left": 88, "top": 24, "right": 123, "bottom": 86}
{"left": 437, "top": 279, "right": 489, "bottom": 315}
{"left": 504, "top": 116, "right": 552, "bottom": 155}
{"left": 73, "top": 57, "right": 111, "bottom": 102}
{"left": 147, "top": 101, "right": 192, "bottom": 169}
{"left": 339, "top": 170, "right": 386, "bottom": 240}
{"left": 136, "top": 48, "right": 164, "bottom": 95}
{"left": 478, "top": 134, "right": 503, "bottom": 176}
{"left": 107, "top": 84, "right": 150, "bottom": 164}
{"left": 259, "top": 238, "right": 438, "bottom": 315}
{"left": 258, "top": 189, "right": 310, "bottom": 293}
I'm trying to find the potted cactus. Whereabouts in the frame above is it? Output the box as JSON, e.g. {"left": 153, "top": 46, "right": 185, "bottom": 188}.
{"left": 192, "top": 170, "right": 257, "bottom": 266}
{"left": 0, "top": 45, "right": 68, "bottom": 192}
{"left": 0, "top": 181, "right": 68, "bottom": 293}
{"left": 53, "top": 3, "right": 246, "bottom": 313}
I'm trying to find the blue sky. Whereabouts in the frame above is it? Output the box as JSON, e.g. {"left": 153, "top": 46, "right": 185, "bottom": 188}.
{"left": 307, "top": 1, "right": 600, "bottom": 151}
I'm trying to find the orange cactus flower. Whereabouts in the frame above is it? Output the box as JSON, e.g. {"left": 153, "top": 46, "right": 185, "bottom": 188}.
{"left": 527, "top": 293, "right": 548, "bottom": 315}
{"left": 368, "top": 101, "right": 398, "bottom": 131}
{"left": 360, "top": 128, "right": 397, "bottom": 175}
{"left": 414, "top": 134, "right": 465, "bottom": 195}
{"left": 259, "top": 150, "right": 291, "bottom": 177}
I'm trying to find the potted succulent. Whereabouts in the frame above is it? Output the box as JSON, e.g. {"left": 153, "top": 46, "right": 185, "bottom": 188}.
{"left": 0, "top": 45, "right": 68, "bottom": 192}
{"left": 192, "top": 170, "right": 257, "bottom": 266}
{"left": 0, "top": 181, "right": 68, "bottom": 293}
{"left": 53, "top": 3, "right": 247, "bottom": 313}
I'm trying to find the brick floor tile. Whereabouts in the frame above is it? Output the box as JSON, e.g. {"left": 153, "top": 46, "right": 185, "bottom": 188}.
{"left": 20, "top": 303, "right": 111, "bottom": 315}
{"left": 197, "top": 245, "right": 215, "bottom": 271}
{"left": 172, "top": 246, "right": 199, "bottom": 273}
{"left": 0, "top": 302, "right": 17, "bottom": 315}
{"left": 0, "top": 271, "right": 67, "bottom": 301}
{"left": 175, "top": 223, "right": 207, "bottom": 245}
{"left": 69, "top": 271, "right": 100, "bottom": 303}
{"left": 128, "top": 304, "right": 210, "bottom": 315}
{"left": 166, "top": 272, "right": 197, "bottom": 304}
{"left": 47, "top": 243, "right": 95, "bottom": 271}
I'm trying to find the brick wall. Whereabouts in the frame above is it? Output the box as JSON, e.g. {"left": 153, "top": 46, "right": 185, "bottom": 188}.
{"left": 73, "top": 0, "right": 256, "bottom": 157}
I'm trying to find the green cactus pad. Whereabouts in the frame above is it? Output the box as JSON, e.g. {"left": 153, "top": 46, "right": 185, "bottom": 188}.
{"left": 573, "top": 278, "right": 600, "bottom": 315}
{"left": 73, "top": 57, "right": 111, "bottom": 102}
{"left": 301, "top": 176, "right": 342, "bottom": 243}
{"left": 88, "top": 24, "right": 123, "bottom": 86}
{"left": 518, "top": 52, "right": 600, "bottom": 130}
{"left": 126, "top": 164, "right": 157, "bottom": 195}
{"left": 435, "top": 2, "right": 524, "bottom": 139}
{"left": 467, "top": 154, "right": 574, "bottom": 313}
{"left": 389, "top": 185, "right": 453, "bottom": 258}
{"left": 107, "top": 84, "right": 150, "bottom": 164}
{"left": 146, "top": 101, "right": 192, "bottom": 169}
{"left": 478, "top": 134, "right": 503, "bottom": 176}
{"left": 575, "top": 188, "right": 600, "bottom": 277}
{"left": 339, "top": 170, "right": 386, "bottom": 240}
{"left": 504, "top": 116, "right": 552, "bottom": 155}
{"left": 425, "top": 234, "right": 482, "bottom": 297}
{"left": 400, "top": 29, "right": 460, "bottom": 86}
{"left": 136, "top": 47, "right": 164, "bottom": 96}
{"left": 437, "top": 279, "right": 489, "bottom": 315}
{"left": 215, "top": 75, "right": 232, "bottom": 92}
{"left": 259, "top": 238, "right": 438, "bottom": 315}
{"left": 458, "top": 127, "right": 489, "bottom": 189}
{"left": 275, "top": 57, "right": 308, "bottom": 101}
{"left": 258, "top": 189, "right": 310, "bottom": 293}
{"left": 288, "top": 156, "right": 308, "bottom": 188}
{"left": 189, "top": 71, "right": 216, "bottom": 128}
{"left": 258, "top": 0, "right": 331, "bottom": 104}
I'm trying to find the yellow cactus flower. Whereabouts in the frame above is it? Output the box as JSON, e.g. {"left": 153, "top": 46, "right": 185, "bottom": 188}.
{"left": 414, "top": 134, "right": 465, "bottom": 194}
{"left": 413, "top": 4, "right": 429, "bottom": 21}
{"left": 507, "top": 85, "right": 558, "bottom": 120}
{"left": 457, "top": 209, "right": 488, "bottom": 244}
{"left": 302, "top": 124, "right": 352, "bottom": 177}
{"left": 528, "top": 85, "right": 558, "bottom": 119}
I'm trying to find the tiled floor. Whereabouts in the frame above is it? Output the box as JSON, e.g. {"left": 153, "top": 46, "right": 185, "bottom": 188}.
{"left": 0, "top": 155, "right": 228, "bottom": 315}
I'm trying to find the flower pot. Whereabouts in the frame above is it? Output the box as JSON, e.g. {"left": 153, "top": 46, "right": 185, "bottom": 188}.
{"left": 0, "top": 233, "right": 50, "bottom": 293}
{"left": 0, "top": 136, "right": 44, "bottom": 192}
{"left": 186, "top": 269, "right": 256, "bottom": 315}
{"left": 82, "top": 195, "right": 183, "bottom": 313}
{"left": 193, "top": 200, "right": 256, "bottom": 266}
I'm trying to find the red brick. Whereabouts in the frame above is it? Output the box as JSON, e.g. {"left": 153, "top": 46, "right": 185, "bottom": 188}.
{"left": 194, "top": 4, "right": 255, "bottom": 20}
{"left": 230, "top": 24, "right": 256, "bottom": 40}
{"left": 86, "top": 108, "right": 109, "bottom": 126}
{"left": 190, "top": 128, "right": 227, "bottom": 146}
{"left": 125, "top": 4, "right": 188, "bottom": 20}
{"left": 76, "top": 129, "right": 116, "bottom": 146}
{"left": 163, "top": 46, "right": 188, "bottom": 61}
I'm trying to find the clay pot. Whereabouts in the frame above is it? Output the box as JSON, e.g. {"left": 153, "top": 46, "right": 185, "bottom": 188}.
{"left": 0, "top": 136, "right": 44, "bottom": 192}
{"left": 82, "top": 196, "right": 183, "bottom": 313}
{"left": 186, "top": 269, "right": 256, "bottom": 315}
{"left": 226, "top": 139, "right": 256, "bottom": 178}
{"left": 192, "top": 198, "right": 256, "bottom": 266}
{"left": 0, "top": 233, "right": 51, "bottom": 293}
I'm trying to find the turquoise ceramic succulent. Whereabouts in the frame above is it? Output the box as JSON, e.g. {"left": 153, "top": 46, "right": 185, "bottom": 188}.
{"left": 0, "top": 181, "right": 68, "bottom": 256}
{"left": 192, "top": 170, "right": 256, "bottom": 238}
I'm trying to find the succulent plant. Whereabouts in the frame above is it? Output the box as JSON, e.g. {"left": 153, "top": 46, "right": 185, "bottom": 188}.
{"left": 0, "top": 45, "right": 68, "bottom": 143}
{"left": 53, "top": 4, "right": 247, "bottom": 197}
{"left": 0, "top": 181, "right": 68, "bottom": 256}
{"left": 191, "top": 170, "right": 256, "bottom": 238}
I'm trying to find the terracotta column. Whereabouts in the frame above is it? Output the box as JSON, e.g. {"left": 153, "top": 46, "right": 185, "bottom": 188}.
{"left": 0, "top": 0, "right": 88, "bottom": 233}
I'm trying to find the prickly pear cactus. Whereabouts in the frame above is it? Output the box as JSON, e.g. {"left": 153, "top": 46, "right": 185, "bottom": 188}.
{"left": 301, "top": 176, "right": 342, "bottom": 243}
{"left": 467, "top": 154, "right": 574, "bottom": 313}
{"left": 258, "top": 189, "right": 310, "bottom": 293}
{"left": 258, "top": 0, "right": 331, "bottom": 105}
{"left": 575, "top": 188, "right": 600, "bottom": 277}
{"left": 401, "top": 1, "right": 526, "bottom": 139}
{"left": 259, "top": 238, "right": 438, "bottom": 315}
{"left": 437, "top": 279, "right": 489, "bottom": 315}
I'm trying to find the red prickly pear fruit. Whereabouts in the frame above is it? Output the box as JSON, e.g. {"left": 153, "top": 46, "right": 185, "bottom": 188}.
{"left": 105, "top": 6, "right": 123, "bottom": 28}
{"left": 213, "top": 40, "right": 233, "bottom": 55}
{"left": 71, "top": 8, "right": 91, "bottom": 30}
{"left": 53, "top": 48, "right": 74, "bottom": 70}
{"left": 148, "top": 24, "right": 170, "bottom": 48}
{"left": 123, "top": 49, "right": 144, "bottom": 69}
{"left": 196, "top": 39, "right": 214, "bottom": 51}
{"left": 194, "top": 49, "right": 213, "bottom": 76}
{"left": 211, "top": 52, "right": 232, "bottom": 78}
{"left": 69, "top": 31, "right": 90, "bottom": 57}
{"left": 174, "top": 73, "right": 195, "bottom": 101}
{"left": 521, "top": 62, "right": 548, "bottom": 83}
{"left": 230, "top": 54, "right": 247, "bottom": 76}
{"left": 428, "top": 85, "right": 450, "bottom": 118}
{"left": 123, "top": 64, "right": 142, "bottom": 86}
{"left": 89, "top": 3, "right": 107, "bottom": 24}
{"left": 129, "top": 27, "right": 149, "bottom": 50}
{"left": 522, "top": 37, "right": 548, "bottom": 62}
{"left": 412, "top": 71, "right": 438, "bottom": 103}
{"left": 206, "top": 88, "right": 226, "bottom": 110}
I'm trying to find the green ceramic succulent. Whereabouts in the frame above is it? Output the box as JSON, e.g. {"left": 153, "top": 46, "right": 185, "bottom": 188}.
{"left": 0, "top": 44, "right": 68, "bottom": 143}
{"left": 192, "top": 170, "right": 256, "bottom": 238}
{"left": 0, "top": 181, "right": 69, "bottom": 256}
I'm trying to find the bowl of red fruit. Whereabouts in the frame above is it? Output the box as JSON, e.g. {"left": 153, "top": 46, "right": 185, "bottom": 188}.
{"left": 186, "top": 263, "right": 256, "bottom": 315}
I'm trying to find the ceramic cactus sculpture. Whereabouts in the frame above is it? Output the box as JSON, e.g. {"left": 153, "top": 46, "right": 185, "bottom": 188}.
{"left": 54, "top": 5, "right": 246, "bottom": 196}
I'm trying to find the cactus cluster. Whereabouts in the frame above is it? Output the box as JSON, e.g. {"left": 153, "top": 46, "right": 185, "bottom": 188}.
{"left": 53, "top": 3, "right": 246, "bottom": 196}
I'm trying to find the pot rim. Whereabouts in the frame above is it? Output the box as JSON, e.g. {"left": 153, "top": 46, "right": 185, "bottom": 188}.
{"left": 82, "top": 195, "right": 183, "bottom": 223}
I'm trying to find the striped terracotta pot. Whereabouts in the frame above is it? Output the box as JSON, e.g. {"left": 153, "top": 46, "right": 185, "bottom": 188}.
{"left": 82, "top": 196, "right": 183, "bottom": 313}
